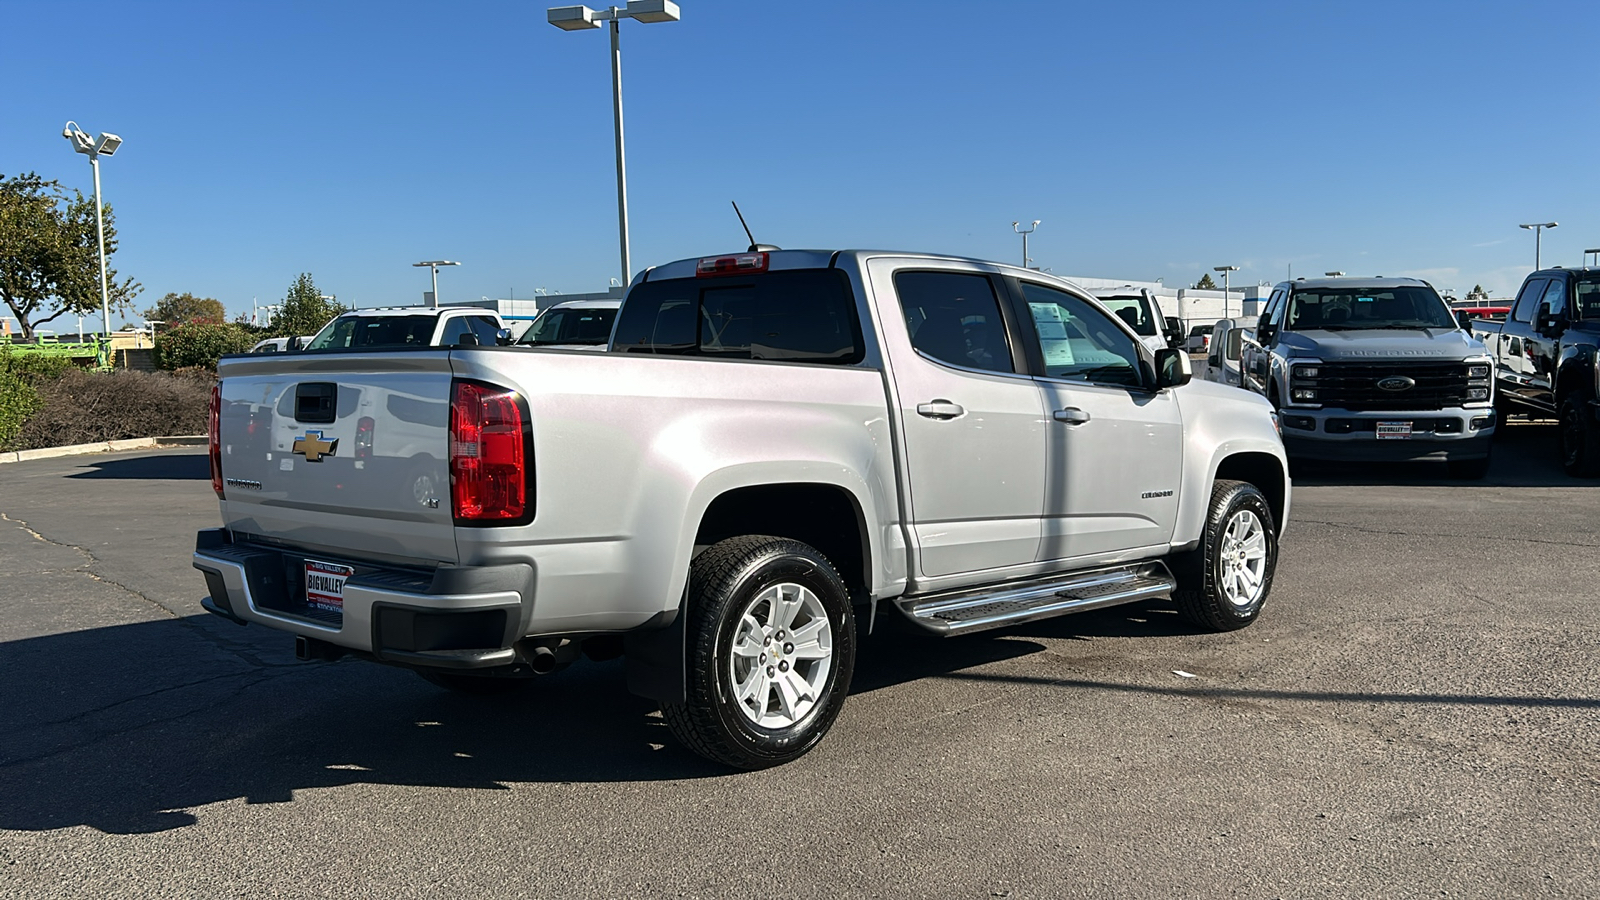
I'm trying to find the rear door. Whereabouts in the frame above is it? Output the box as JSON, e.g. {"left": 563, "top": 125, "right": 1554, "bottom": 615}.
{"left": 216, "top": 352, "right": 458, "bottom": 564}
{"left": 1500, "top": 277, "right": 1548, "bottom": 405}
{"left": 1012, "top": 280, "right": 1183, "bottom": 561}
{"left": 868, "top": 258, "right": 1048, "bottom": 580}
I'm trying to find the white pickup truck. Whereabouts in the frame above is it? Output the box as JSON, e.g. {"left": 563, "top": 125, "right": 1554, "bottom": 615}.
{"left": 196, "top": 248, "right": 1290, "bottom": 768}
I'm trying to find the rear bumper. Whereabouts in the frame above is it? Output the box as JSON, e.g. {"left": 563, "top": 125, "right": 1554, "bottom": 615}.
{"left": 192, "top": 529, "right": 530, "bottom": 669}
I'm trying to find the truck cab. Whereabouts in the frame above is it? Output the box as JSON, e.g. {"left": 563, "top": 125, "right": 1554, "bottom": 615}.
{"left": 1241, "top": 276, "right": 1495, "bottom": 477}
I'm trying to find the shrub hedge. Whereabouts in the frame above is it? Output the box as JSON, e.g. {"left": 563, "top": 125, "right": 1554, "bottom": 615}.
{"left": 154, "top": 323, "right": 257, "bottom": 371}
{"left": 8, "top": 368, "right": 213, "bottom": 451}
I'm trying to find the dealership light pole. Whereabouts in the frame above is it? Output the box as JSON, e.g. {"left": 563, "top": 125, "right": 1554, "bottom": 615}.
{"left": 1585, "top": 248, "right": 1600, "bottom": 268}
{"left": 413, "top": 261, "right": 460, "bottom": 307}
{"left": 548, "top": 1, "right": 681, "bottom": 287}
{"left": 1012, "top": 220, "right": 1040, "bottom": 269}
{"left": 1214, "top": 265, "right": 1240, "bottom": 317}
{"left": 61, "top": 121, "right": 122, "bottom": 347}
{"left": 1519, "top": 222, "right": 1558, "bottom": 270}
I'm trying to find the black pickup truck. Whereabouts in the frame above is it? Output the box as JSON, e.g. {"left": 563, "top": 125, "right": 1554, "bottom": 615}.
{"left": 1470, "top": 267, "right": 1600, "bottom": 475}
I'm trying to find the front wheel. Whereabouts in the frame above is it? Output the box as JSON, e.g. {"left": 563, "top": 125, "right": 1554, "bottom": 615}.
{"left": 1558, "top": 395, "right": 1600, "bottom": 477}
{"left": 1172, "top": 479, "right": 1278, "bottom": 632}
{"left": 662, "top": 536, "right": 856, "bottom": 769}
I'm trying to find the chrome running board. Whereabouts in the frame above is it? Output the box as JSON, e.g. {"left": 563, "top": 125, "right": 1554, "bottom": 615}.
{"left": 895, "top": 562, "right": 1175, "bottom": 635}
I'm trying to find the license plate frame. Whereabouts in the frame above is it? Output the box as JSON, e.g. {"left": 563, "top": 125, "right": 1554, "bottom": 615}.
{"left": 304, "top": 559, "right": 354, "bottom": 613}
{"left": 1376, "top": 420, "right": 1414, "bottom": 440}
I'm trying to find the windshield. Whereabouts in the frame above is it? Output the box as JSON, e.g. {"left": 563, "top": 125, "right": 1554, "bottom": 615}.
{"left": 520, "top": 307, "right": 618, "bottom": 346}
{"left": 306, "top": 315, "right": 437, "bottom": 350}
{"left": 1095, "top": 296, "right": 1157, "bottom": 336}
{"left": 1286, "top": 286, "right": 1456, "bottom": 330}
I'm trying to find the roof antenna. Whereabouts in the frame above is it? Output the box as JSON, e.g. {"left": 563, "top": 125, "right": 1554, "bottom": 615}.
{"left": 732, "top": 201, "right": 779, "bottom": 252}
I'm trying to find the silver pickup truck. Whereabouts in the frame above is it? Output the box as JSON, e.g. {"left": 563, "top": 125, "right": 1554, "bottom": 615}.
{"left": 195, "top": 248, "right": 1290, "bottom": 768}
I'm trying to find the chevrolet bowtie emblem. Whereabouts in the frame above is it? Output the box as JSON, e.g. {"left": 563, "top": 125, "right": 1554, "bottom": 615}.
{"left": 292, "top": 430, "right": 339, "bottom": 462}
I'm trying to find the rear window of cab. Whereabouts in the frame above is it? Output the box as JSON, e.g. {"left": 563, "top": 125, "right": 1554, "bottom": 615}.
{"left": 611, "top": 268, "right": 864, "bottom": 364}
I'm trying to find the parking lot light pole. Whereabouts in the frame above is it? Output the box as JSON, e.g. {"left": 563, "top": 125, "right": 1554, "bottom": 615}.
{"left": 413, "top": 261, "right": 460, "bottom": 307}
{"left": 1519, "top": 222, "right": 1558, "bottom": 270}
{"left": 1325, "top": 271, "right": 1345, "bottom": 277}
{"left": 1584, "top": 248, "right": 1600, "bottom": 268}
{"left": 1012, "top": 220, "right": 1040, "bottom": 269}
{"left": 548, "top": 2, "right": 681, "bottom": 287}
{"left": 61, "top": 121, "right": 123, "bottom": 350}
{"left": 1214, "top": 265, "right": 1240, "bottom": 318}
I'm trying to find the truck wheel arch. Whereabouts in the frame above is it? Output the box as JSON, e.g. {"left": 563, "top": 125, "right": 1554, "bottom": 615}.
{"left": 1213, "top": 452, "right": 1286, "bottom": 532}
{"left": 692, "top": 482, "right": 872, "bottom": 604}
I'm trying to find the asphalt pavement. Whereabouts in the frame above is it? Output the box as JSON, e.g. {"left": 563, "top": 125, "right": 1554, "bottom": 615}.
{"left": 1, "top": 429, "right": 1597, "bottom": 899}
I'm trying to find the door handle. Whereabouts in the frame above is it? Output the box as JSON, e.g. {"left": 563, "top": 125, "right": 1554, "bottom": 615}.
{"left": 916, "top": 400, "right": 965, "bottom": 420}
{"left": 1053, "top": 407, "right": 1091, "bottom": 425}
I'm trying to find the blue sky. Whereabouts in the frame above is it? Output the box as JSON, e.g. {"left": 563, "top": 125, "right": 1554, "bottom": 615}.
{"left": 4, "top": 0, "right": 1597, "bottom": 323}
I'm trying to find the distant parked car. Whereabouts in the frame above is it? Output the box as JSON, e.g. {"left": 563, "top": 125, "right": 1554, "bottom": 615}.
{"left": 303, "top": 306, "right": 508, "bottom": 351}
{"left": 249, "top": 337, "right": 314, "bottom": 354}
{"left": 1185, "top": 323, "right": 1214, "bottom": 353}
{"left": 1204, "top": 318, "right": 1244, "bottom": 387}
{"left": 517, "top": 299, "right": 621, "bottom": 351}
{"left": 1086, "top": 287, "right": 1183, "bottom": 355}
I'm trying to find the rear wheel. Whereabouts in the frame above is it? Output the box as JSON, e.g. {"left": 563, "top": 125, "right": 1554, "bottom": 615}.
{"left": 1172, "top": 480, "right": 1277, "bottom": 632}
{"left": 1559, "top": 394, "right": 1600, "bottom": 477}
{"left": 662, "top": 536, "right": 856, "bottom": 769}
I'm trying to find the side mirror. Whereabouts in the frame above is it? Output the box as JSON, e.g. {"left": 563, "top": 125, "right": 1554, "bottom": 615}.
{"left": 1154, "top": 347, "right": 1192, "bottom": 388}
{"left": 495, "top": 328, "right": 514, "bottom": 346}
{"left": 1456, "top": 310, "right": 1474, "bottom": 330}
{"left": 286, "top": 336, "right": 303, "bottom": 351}
{"left": 456, "top": 333, "right": 481, "bottom": 347}
{"left": 1257, "top": 322, "right": 1277, "bottom": 345}
{"left": 1163, "top": 316, "right": 1184, "bottom": 347}
{"left": 1537, "top": 301, "right": 1565, "bottom": 336}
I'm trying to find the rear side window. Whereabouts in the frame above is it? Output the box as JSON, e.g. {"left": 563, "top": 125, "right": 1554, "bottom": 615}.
{"left": 894, "top": 271, "right": 1013, "bottom": 373}
{"left": 612, "top": 269, "right": 863, "bottom": 364}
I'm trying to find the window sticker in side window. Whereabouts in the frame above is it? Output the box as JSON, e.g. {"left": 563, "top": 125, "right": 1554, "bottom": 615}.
{"left": 1028, "top": 303, "right": 1075, "bottom": 367}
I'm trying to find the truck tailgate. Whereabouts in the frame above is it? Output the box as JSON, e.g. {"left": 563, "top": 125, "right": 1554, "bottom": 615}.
{"left": 215, "top": 352, "right": 458, "bottom": 565}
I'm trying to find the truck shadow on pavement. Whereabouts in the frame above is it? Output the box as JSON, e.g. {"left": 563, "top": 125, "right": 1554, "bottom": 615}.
{"left": 62, "top": 452, "right": 212, "bottom": 481}
{"left": 5, "top": 605, "right": 1591, "bottom": 836}
{"left": 1293, "top": 422, "right": 1591, "bottom": 487}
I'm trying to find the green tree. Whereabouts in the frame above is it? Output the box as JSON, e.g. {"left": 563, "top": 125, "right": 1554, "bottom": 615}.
{"left": 0, "top": 172, "right": 141, "bottom": 340}
{"left": 269, "top": 273, "right": 345, "bottom": 339}
{"left": 154, "top": 323, "right": 258, "bottom": 370}
{"left": 145, "top": 292, "right": 226, "bottom": 327}
{"left": 1195, "top": 273, "right": 1218, "bottom": 290}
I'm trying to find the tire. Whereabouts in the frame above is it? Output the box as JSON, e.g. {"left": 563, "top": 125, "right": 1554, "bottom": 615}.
{"left": 416, "top": 669, "right": 531, "bottom": 695}
{"left": 1558, "top": 395, "right": 1600, "bottom": 477}
{"left": 1447, "top": 454, "right": 1491, "bottom": 480}
{"left": 1172, "top": 479, "right": 1277, "bottom": 632}
{"left": 662, "top": 535, "right": 856, "bottom": 770}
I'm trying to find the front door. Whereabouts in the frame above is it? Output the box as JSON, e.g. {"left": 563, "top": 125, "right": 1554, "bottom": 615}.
{"left": 870, "top": 260, "right": 1048, "bottom": 580}
{"left": 1014, "top": 280, "right": 1183, "bottom": 561}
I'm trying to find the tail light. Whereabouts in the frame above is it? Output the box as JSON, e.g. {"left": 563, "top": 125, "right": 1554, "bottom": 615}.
{"left": 208, "top": 384, "right": 223, "bottom": 497}
{"left": 355, "top": 416, "right": 375, "bottom": 460}
{"left": 449, "top": 380, "right": 533, "bottom": 524}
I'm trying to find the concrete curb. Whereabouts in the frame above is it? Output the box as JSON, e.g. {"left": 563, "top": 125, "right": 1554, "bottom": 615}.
{"left": 0, "top": 435, "right": 207, "bottom": 465}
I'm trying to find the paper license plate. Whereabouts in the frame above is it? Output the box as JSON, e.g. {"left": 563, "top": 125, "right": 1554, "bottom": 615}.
{"left": 305, "top": 559, "right": 354, "bottom": 612}
{"left": 1376, "top": 421, "right": 1413, "bottom": 440}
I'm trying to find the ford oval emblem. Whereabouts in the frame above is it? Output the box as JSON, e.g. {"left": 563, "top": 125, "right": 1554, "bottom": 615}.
{"left": 1377, "top": 376, "right": 1416, "bottom": 392}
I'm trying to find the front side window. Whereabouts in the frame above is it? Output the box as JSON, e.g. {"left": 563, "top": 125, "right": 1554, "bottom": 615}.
{"left": 612, "top": 269, "right": 863, "bottom": 364}
{"left": 1021, "top": 283, "right": 1143, "bottom": 387}
{"left": 1512, "top": 279, "right": 1548, "bottom": 323}
{"left": 1285, "top": 285, "right": 1457, "bottom": 330}
{"left": 893, "top": 271, "right": 1013, "bottom": 373}
{"left": 1539, "top": 278, "right": 1568, "bottom": 318}
{"left": 469, "top": 317, "right": 503, "bottom": 344}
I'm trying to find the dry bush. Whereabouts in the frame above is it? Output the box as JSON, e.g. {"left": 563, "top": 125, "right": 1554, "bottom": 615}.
{"left": 10, "top": 369, "right": 213, "bottom": 450}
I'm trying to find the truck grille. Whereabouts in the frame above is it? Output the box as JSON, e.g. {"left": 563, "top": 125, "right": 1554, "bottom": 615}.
{"left": 1301, "top": 361, "right": 1472, "bottom": 411}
